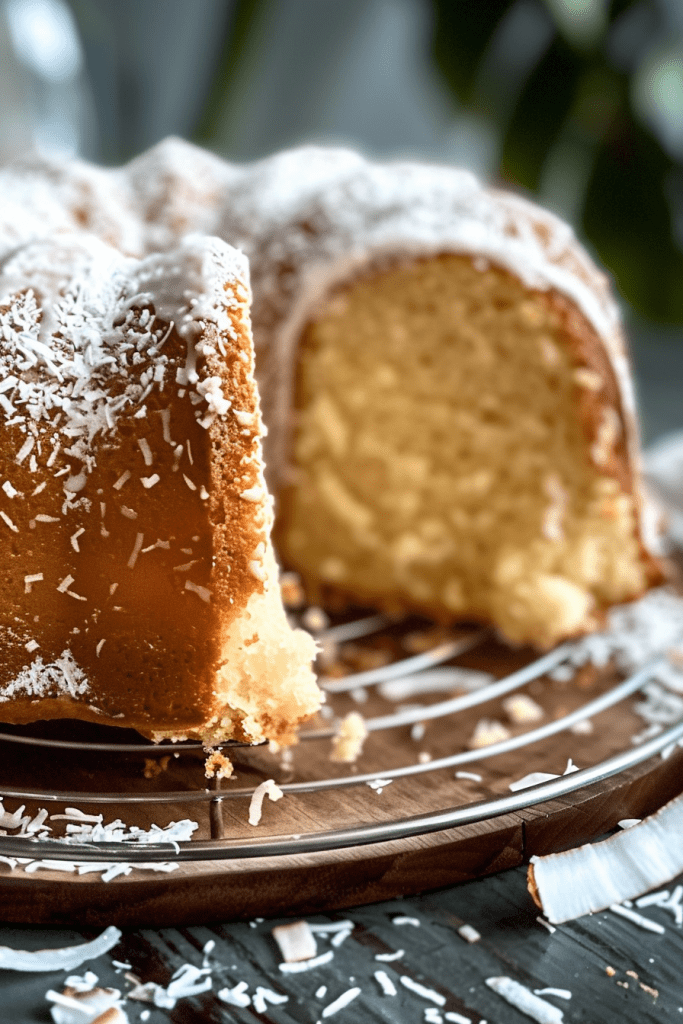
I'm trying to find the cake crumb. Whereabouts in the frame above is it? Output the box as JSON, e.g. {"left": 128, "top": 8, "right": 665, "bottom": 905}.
{"left": 280, "top": 572, "right": 305, "bottom": 608}
{"left": 302, "top": 606, "right": 329, "bottom": 633}
{"left": 143, "top": 756, "right": 170, "bottom": 779}
{"left": 204, "top": 750, "right": 234, "bottom": 780}
{"left": 331, "top": 712, "right": 367, "bottom": 763}
{"left": 503, "top": 693, "right": 544, "bottom": 724}
{"left": 468, "top": 718, "right": 510, "bottom": 749}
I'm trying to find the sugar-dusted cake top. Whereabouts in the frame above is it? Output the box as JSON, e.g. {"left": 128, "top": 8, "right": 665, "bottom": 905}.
{"left": 0, "top": 232, "right": 251, "bottom": 456}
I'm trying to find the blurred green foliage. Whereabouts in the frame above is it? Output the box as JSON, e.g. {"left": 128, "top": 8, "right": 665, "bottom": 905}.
{"left": 432, "top": 0, "right": 683, "bottom": 324}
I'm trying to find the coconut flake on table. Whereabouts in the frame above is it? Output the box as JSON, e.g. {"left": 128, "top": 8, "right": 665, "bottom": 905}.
{"left": 217, "top": 981, "right": 251, "bottom": 1008}
{"left": 528, "top": 790, "right": 683, "bottom": 923}
{"left": 399, "top": 976, "right": 445, "bottom": 1005}
{"left": 374, "top": 970, "right": 397, "bottom": 996}
{"left": 457, "top": 924, "right": 481, "bottom": 944}
{"left": 127, "top": 976, "right": 190, "bottom": 1010}
{"left": 510, "top": 772, "right": 561, "bottom": 793}
{"left": 636, "top": 888, "right": 670, "bottom": 908}
{"left": 252, "top": 987, "right": 288, "bottom": 1013}
{"left": 320, "top": 986, "right": 361, "bottom": 1017}
{"left": 165, "top": 963, "right": 212, "bottom": 1000}
{"left": 633, "top": 681, "right": 683, "bottom": 727}
{"left": 271, "top": 920, "right": 317, "bottom": 962}
{"left": 308, "top": 920, "right": 354, "bottom": 935}
{"left": 278, "top": 950, "right": 334, "bottom": 973}
{"left": 375, "top": 949, "right": 404, "bottom": 962}
{"left": 47, "top": 985, "right": 127, "bottom": 1024}
{"left": 0, "top": 927, "right": 121, "bottom": 972}
{"left": 330, "top": 928, "right": 353, "bottom": 949}
{"left": 64, "top": 971, "right": 99, "bottom": 992}
{"left": 425, "top": 1009, "right": 445, "bottom": 1024}
{"left": 609, "top": 903, "right": 665, "bottom": 933}
{"left": 655, "top": 884, "right": 683, "bottom": 925}
{"left": 486, "top": 977, "right": 564, "bottom": 1024}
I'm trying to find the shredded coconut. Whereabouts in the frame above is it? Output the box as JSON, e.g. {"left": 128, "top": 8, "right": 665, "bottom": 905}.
{"left": 0, "top": 927, "right": 120, "bottom": 972}
{"left": 321, "top": 986, "right": 361, "bottom": 1017}
{"left": 278, "top": 949, "right": 334, "bottom": 973}
{"left": 399, "top": 976, "right": 445, "bottom": 1005}
{"left": 271, "top": 920, "right": 317, "bottom": 963}
{"left": 486, "top": 977, "right": 564, "bottom": 1023}
{"left": 248, "top": 779, "right": 283, "bottom": 826}
{"left": 457, "top": 924, "right": 480, "bottom": 943}
{"left": 374, "top": 970, "right": 397, "bottom": 996}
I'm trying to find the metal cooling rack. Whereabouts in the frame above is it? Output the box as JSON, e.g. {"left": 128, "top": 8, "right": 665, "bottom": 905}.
{"left": 0, "top": 612, "right": 682, "bottom": 865}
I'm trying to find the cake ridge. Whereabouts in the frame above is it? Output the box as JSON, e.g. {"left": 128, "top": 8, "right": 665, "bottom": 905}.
{"left": 0, "top": 229, "right": 320, "bottom": 742}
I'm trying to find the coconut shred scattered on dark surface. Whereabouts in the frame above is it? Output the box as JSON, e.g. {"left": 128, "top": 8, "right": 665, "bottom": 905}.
{"left": 0, "top": 863, "right": 676, "bottom": 1022}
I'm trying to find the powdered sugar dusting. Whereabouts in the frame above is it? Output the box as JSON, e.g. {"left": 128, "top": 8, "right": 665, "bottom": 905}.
{"left": 0, "top": 233, "right": 249, "bottom": 458}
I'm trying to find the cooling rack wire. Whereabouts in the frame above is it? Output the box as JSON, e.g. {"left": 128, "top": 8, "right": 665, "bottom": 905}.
{"left": 0, "top": 607, "right": 682, "bottom": 866}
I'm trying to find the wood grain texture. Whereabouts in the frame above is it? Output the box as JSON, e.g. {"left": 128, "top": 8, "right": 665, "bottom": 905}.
{"left": 0, "top": 624, "right": 679, "bottom": 927}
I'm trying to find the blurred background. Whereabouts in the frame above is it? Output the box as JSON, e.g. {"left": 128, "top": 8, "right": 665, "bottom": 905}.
{"left": 1, "top": 0, "right": 683, "bottom": 444}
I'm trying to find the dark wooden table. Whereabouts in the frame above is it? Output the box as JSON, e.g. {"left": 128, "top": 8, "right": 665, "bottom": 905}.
{"left": 1, "top": 854, "right": 681, "bottom": 1023}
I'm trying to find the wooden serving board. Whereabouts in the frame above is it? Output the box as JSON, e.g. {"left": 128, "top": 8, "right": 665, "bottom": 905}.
{"left": 0, "top": 627, "right": 680, "bottom": 927}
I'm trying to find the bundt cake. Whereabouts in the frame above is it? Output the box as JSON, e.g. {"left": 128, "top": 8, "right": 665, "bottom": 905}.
{"left": 0, "top": 231, "right": 320, "bottom": 743}
{"left": 0, "top": 139, "right": 663, "bottom": 653}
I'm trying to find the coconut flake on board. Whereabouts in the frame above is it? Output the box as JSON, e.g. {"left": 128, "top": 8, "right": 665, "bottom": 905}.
{"left": 0, "top": 799, "right": 197, "bottom": 881}
{"left": 248, "top": 779, "right": 283, "bottom": 826}
{"left": 528, "top": 790, "right": 683, "bottom": 923}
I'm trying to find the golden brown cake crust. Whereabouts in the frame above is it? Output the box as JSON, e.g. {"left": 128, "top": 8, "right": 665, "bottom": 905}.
{"left": 0, "top": 234, "right": 319, "bottom": 742}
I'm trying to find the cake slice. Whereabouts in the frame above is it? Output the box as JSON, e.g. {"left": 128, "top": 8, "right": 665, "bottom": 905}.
{"left": 0, "top": 233, "right": 320, "bottom": 744}
{"left": 208, "top": 149, "right": 664, "bottom": 648}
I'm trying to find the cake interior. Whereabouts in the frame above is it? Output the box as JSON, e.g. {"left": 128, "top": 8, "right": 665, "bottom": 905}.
{"left": 277, "top": 254, "right": 651, "bottom": 647}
